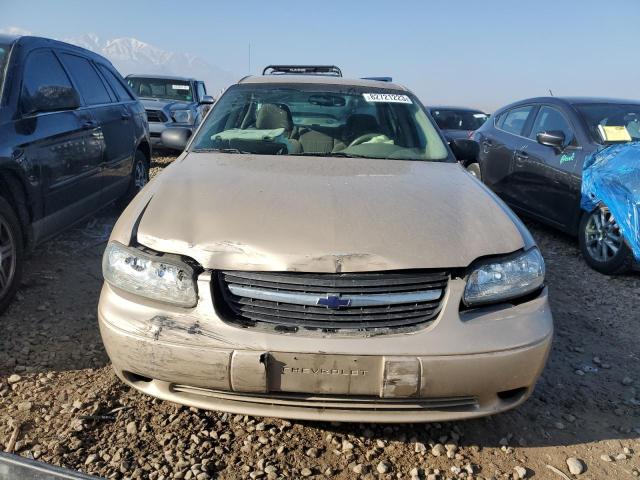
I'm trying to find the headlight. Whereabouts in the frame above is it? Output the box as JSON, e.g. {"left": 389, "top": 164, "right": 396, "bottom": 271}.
{"left": 463, "top": 248, "right": 545, "bottom": 307}
{"left": 172, "top": 109, "right": 193, "bottom": 124}
{"left": 102, "top": 242, "right": 198, "bottom": 307}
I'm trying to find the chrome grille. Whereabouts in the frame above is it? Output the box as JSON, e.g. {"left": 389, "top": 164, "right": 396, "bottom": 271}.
{"left": 145, "top": 109, "right": 167, "bottom": 123}
{"left": 215, "top": 271, "right": 448, "bottom": 332}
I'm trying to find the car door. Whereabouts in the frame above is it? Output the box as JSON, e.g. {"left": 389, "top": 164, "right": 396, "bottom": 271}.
{"left": 479, "top": 105, "right": 536, "bottom": 206}
{"left": 58, "top": 52, "right": 135, "bottom": 203}
{"left": 17, "top": 48, "right": 103, "bottom": 239}
{"left": 95, "top": 62, "right": 141, "bottom": 201}
{"left": 519, "top": 104, "right": 583, "bottom": 230}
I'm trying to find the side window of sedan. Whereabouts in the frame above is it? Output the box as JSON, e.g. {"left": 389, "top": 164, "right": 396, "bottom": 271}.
{"left": 499, "top": 106, "right": 534, "bottom": 136}
{"left": 529, "top": 106, "right": 576, "bottom": 146}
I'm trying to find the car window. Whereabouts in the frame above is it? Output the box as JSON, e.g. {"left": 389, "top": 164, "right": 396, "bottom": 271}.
{"left": 97, "top": 64, "right": 133, "bottom": 101}
{"left": 59, "top": 53, "right": 112, "bottom": 105}
{"left": 431, "top": 109, "right": 489, "bottom": 131}
{"left": 191, "top": 83, "right": 449, "bottom": 162}
{"left": 499, "top": 106, "right": 534, "bottom": 136}
{"left": 21, "top": 49, "right": 73, "bottom": 111}
{"left": 529, "top": 106, "right": 575, "bottom": 145}
{"left": 575, "top": 103, "right": 640, "bottom": 143}
{"left": 127, "top": 77, "right": 194, "bottom": 102}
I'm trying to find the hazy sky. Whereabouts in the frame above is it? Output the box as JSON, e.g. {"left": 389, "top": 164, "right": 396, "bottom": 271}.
{"left": 2, "top": 0, "right": 640, "bottom": 111}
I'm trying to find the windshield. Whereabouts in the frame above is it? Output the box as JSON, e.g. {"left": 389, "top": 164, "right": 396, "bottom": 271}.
{"left": 191, "top": 83, "right": 449, "bottom": 161}
{"left": 0, "top": 42, "right": 12, "bottom": 96}
{"left": 127, "top": 77, "right": 193, "bottom": 102}
{"left": 575, "top": 103, "right": 640, "bottom": 143}
{"left": 431, "top": 109, "right": 489, "bottom": 131}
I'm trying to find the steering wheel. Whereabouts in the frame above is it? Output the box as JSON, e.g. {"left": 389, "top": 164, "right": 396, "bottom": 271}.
{"left": 348, "top": 132, "right": 383, "bottom": 147}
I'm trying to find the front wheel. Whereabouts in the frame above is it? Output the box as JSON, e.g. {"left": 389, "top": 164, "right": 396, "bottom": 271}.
{"left": 118, "top": 150, "right": 149, "bottom": 209}
{"left": 579, "top": 206, "right": 634, "bottom": 274}
{"left": 0, "top": 196, "right": 23, "bottom": 315}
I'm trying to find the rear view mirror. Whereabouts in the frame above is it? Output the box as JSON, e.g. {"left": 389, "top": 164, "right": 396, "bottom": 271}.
{"left": 449, "top": 138, "right": 479, "bottom": 162}
{"left": 200, "top": 95, "right": 215, "bottom": 105}
{"left": 161, "top": 127, "right": 192, "bottom": 151}
{"left": 537, "top": 130, "right": 565, "bottom": 150}
{"left": 23, "top": 85, "right": 80, "bottom": 115}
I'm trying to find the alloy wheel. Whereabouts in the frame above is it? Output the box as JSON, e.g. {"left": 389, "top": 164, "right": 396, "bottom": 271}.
{"left": 134, "top": 160, "right": 148, "bottom": 191}
{"left": 0, "top": 216, "right": 17, "bottom": 299}
{"left": 584, "top": 208, "right": 623, "bottom": 262}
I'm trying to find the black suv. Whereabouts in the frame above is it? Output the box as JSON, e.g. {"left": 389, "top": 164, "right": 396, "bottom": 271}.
{"left": 474, "top": 96, "right": 640, "bottom": 274}
{"left": 0, "top": 35, "right": 151, "bottom": 312}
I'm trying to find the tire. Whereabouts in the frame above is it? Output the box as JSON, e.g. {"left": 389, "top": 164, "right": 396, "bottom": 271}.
{"left": 0, "top": 196, "right": 23, "bottom": 315}
{"left": 466, "top": 162, "right": 481, "bottom": 179}
{"left": 579, "top": 206, "right": 634, "bottom": 275}
{"left": 118, "top": 149, "right": 149, "bottom": 209}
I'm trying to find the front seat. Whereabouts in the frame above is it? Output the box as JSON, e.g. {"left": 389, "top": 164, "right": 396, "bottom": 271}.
{"left": 255, "top": 103, "right": 300, "bottom": 153}
{"left": 344, "top": 114, "right": 381, "bottom": 143}
{"left": 256, "top": 103, "right": 294, "bottom": 133}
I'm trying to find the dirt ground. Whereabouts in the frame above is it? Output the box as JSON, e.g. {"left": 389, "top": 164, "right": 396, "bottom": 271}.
{"left": 0, "top": 154, "right": 638, "bottom": 480}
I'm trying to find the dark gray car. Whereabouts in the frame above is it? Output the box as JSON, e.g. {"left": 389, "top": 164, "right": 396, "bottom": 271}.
{"left": 126, "top": 74, "right": 214, "bottom": 149}
{"left": 0, "top": 34, "right": 151, "bottom": 313}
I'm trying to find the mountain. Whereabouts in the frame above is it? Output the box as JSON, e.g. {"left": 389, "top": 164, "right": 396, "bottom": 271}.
{"left": 66, "top": 34, "right": 237, "bottom": 96}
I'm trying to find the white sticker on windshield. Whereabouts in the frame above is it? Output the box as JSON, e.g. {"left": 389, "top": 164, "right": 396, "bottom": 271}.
{"left": 172, "top": 85, "right": 190, "bottom": 90}
{"left": 363, "top": 93, "right": 412, "bottom": 104}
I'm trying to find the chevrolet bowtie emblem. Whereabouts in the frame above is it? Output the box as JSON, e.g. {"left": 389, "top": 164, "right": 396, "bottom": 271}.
{"left": 316, "top": 295, "right": 351, "bottom": 309}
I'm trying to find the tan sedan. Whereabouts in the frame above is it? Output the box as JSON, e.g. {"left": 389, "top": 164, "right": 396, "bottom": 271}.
{"left": 98, "top": 67, "right": 552, "bottom": 422}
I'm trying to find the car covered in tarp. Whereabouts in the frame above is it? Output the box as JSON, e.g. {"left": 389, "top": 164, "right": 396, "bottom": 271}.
{"left": 581, "top": 142, "right": 640, "bottom": 273}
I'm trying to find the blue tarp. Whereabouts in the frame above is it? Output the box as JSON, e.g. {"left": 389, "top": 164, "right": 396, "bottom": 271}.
{"left": 581, "top": 142, "right": 640, "bottom": 260}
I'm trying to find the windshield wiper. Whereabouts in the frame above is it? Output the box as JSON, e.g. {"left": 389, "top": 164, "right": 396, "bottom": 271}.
{"left": 194, "top": 147, "right": 252, "bottom": 154}
{"left": 298, "top": 152, "right": 371, "bottom": 159}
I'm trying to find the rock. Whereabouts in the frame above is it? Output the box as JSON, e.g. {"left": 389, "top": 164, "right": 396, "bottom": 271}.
{"left": 514, "top": 465, "right": 528, "bottom": 479}
{"left": 305, "top": 447, "right": 319, "bottom": 458}
{"left": 125, "top": 421, "right": 138, "bottom": 436}
{"left": 414, "top": 442, "right": 427, "bottom": 454}
{"left": 352, "top": 464, "right": 367, "bottom": 474}
{"left": 376, "top": 461, "right": 390, "bottom": 474}
{"left": 85, "top": 454, "right": 97, "bottom": 465}
{"left": 615, "top": 453, "right": 627, "bottom": 460}
{"left": 566, "top": 457, "right": 585, "bottom": 475}
{"left": 600, "top": 454, "right": 614, "bottom": 462}
{"left": 342, "top": 440, "right": 354, "bottom": 451}
{"left": 17, "top": 401, "right": 32, "bottom": 412}
{"left": 7, "top": 374, "right": 22, "bottom": 384}
{"left": 300, "top": 467, "right": 312, "bottom": 477}
{"left": 622, "top": 377, "right": 633, "bottom": 386}
{"left": 431, "top": 443, "right": 445, "bottom": 456}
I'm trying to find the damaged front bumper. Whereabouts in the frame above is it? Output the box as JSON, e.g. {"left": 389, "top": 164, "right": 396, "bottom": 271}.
{"left": 98, "top": 273, "right": 553, "bottom": 423}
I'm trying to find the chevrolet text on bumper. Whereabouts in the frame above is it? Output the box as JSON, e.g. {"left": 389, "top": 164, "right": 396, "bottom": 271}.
{"left": 99, "top": 69, "right": 553, "bottom": 422}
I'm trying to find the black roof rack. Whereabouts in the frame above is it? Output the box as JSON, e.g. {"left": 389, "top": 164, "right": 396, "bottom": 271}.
{"left": 362, "top": 76, "right": 393, "bottom": 82}
{"left": 262, "top": 65, "right": 342, "bottom": 77}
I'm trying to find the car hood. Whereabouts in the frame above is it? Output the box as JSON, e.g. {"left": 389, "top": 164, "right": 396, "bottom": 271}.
{"left": 139, "top": 98, "right": 193, "bottom": 112}
{"left": 134, "top": 153, "right": 525, "bottom": 271}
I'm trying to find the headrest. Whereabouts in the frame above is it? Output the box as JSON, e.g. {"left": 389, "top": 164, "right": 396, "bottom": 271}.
{"left": 256, "top": 103, "right": 293, "bottom": 131}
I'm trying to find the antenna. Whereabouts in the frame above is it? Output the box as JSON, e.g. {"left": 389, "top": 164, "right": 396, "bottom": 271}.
{"left": 548, "top": 89, "right": 554, "bottom": 96}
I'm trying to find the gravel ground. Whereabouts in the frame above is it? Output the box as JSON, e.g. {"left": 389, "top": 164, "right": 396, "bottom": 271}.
{"left": 0, "top": 154, "right": 638, "bottom": 480}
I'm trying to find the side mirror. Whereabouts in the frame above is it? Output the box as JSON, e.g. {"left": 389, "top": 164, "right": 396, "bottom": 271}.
{"left": 449, "top": 138, "right": 479, "bottom": 162}
{"left": 161, "top": 127, "right": 192, "bottom": 151}
{"left": 200, "top": 95, "right": 215, "bottom": 105}
{"left": 23, "top": 85, "right": 80, "bottom": 115}
{"left": 537, "top": 130, "right": 565, "bottom": 150}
